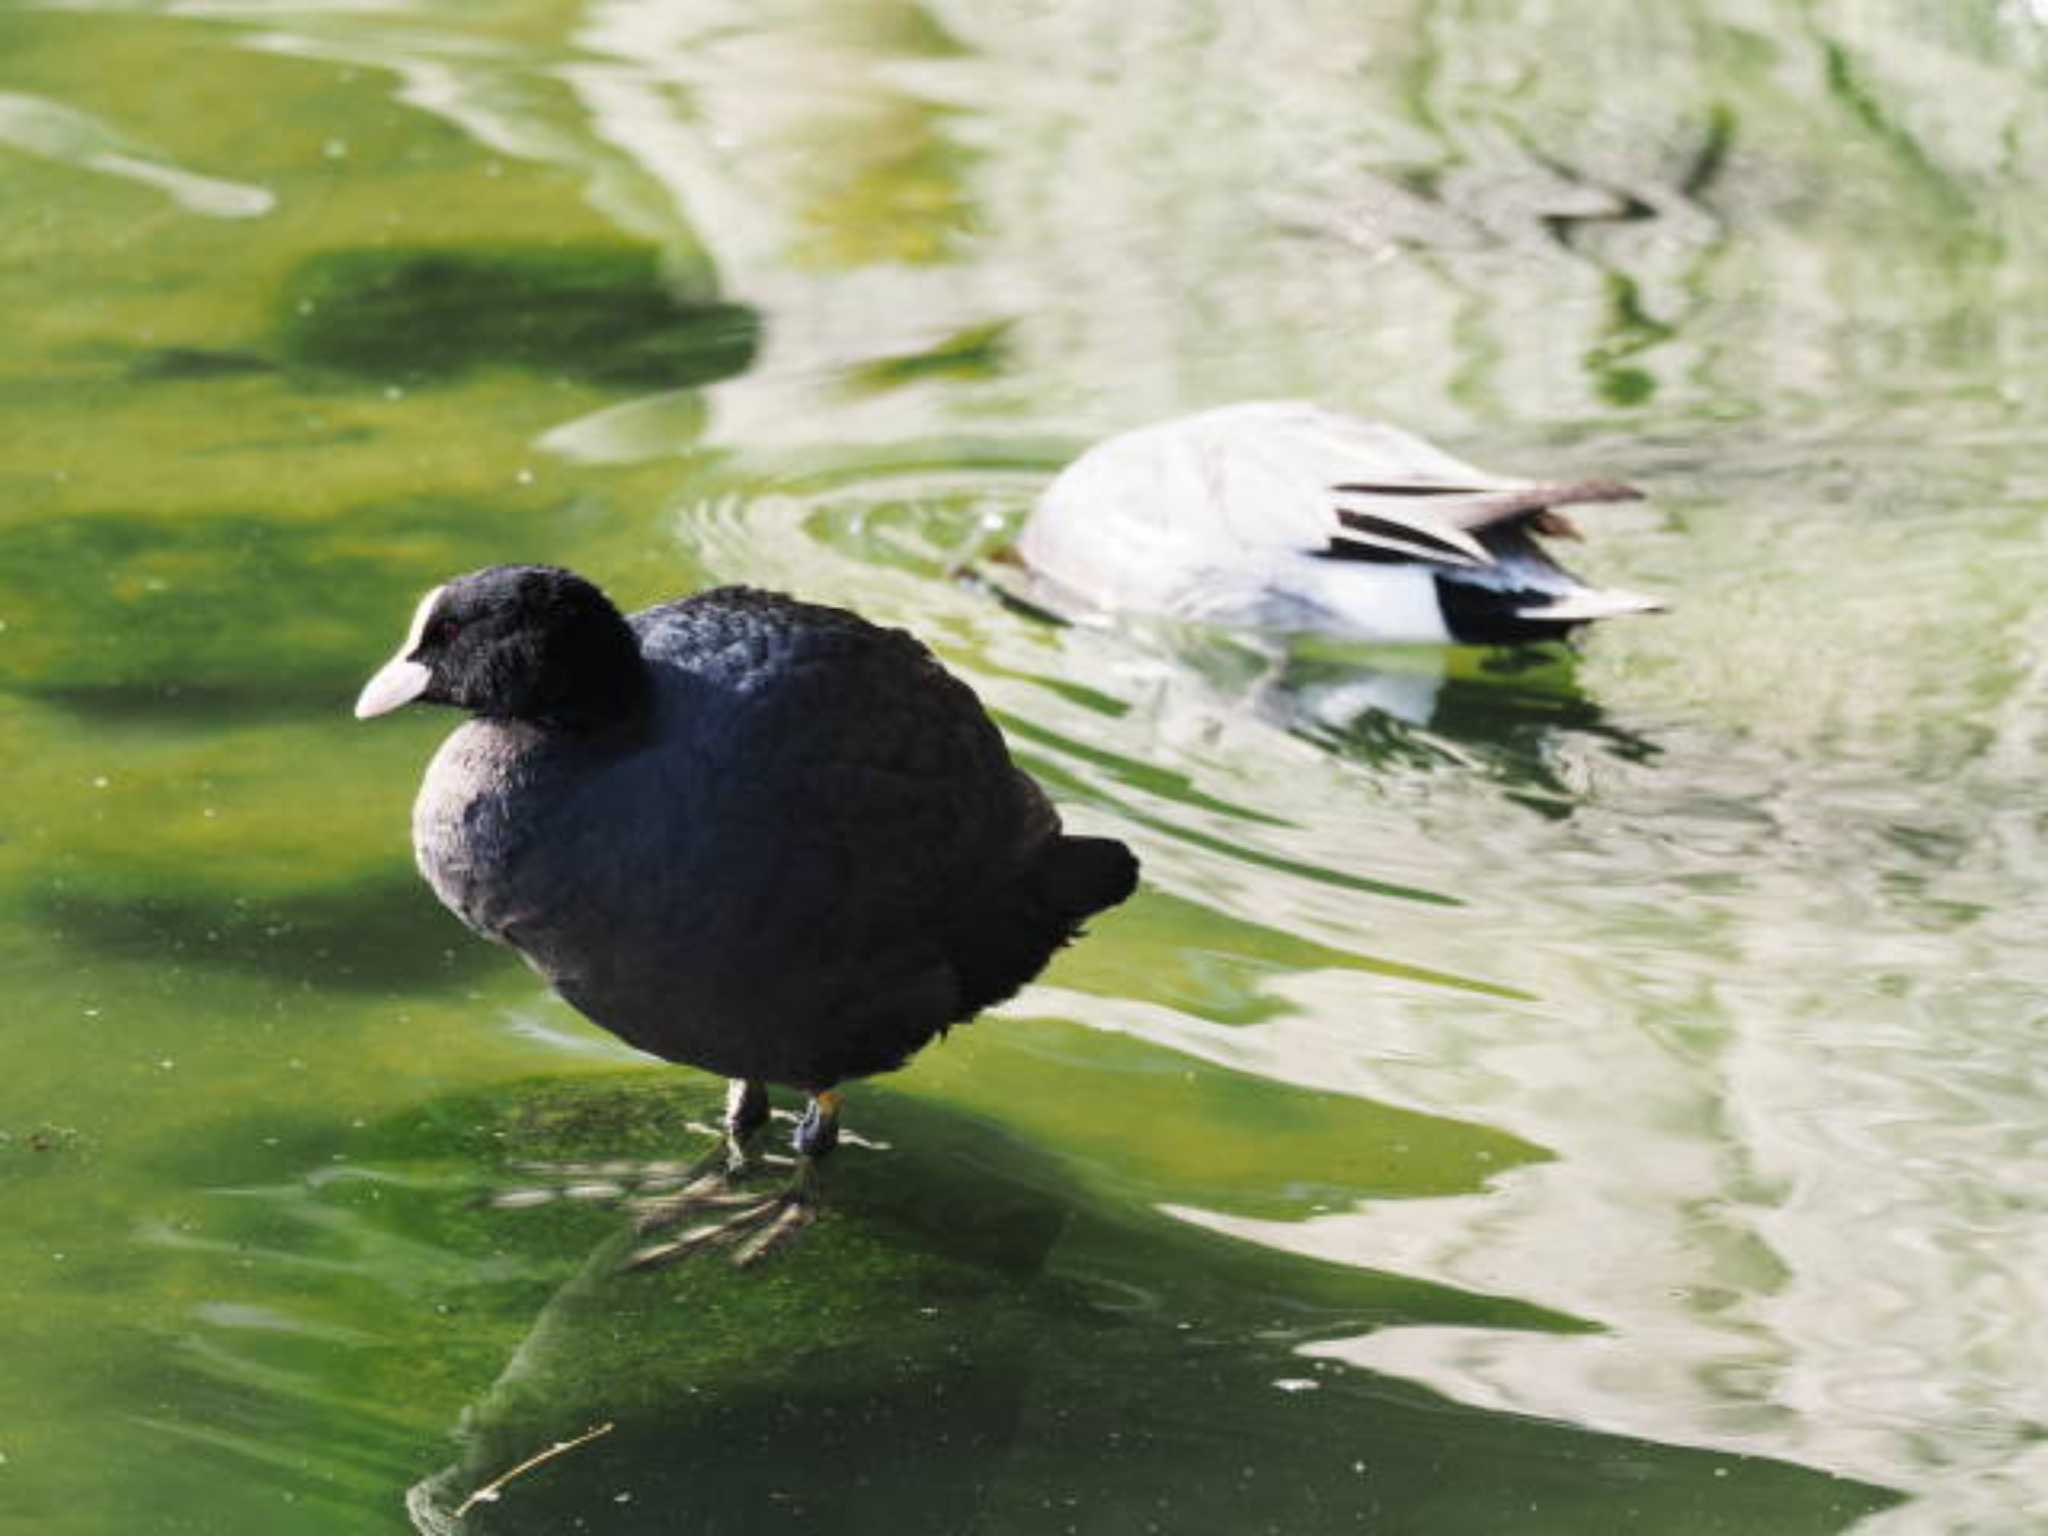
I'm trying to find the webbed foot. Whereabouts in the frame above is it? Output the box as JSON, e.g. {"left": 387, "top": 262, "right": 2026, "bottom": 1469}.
{"left": 623, "top": 1089, "right": 842, "bottom": 1270}
{"left": 623, "top": 1155, "right": 822, "bottom": 1270}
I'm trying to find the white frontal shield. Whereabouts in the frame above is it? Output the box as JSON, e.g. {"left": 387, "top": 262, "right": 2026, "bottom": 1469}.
{"left": 353, "top": 585, "right": 445, "bottom": 719}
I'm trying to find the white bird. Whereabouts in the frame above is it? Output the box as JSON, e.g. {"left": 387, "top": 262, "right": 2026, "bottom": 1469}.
{"left": 1011, "top": 401, "right": 1664, "bottom": 645}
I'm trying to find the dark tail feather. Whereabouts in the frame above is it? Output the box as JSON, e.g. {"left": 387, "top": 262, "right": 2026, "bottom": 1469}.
{"left": 1040, "top": 835, "right": 1141, "bottom": 921}
{"left": 945, "top": 835, "right": 1139, "bottom": 1020}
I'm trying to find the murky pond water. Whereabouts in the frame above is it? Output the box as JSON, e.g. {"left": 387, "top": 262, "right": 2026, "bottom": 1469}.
{"left": 7, "top": 3, "right": 2048, "bottom": 1532}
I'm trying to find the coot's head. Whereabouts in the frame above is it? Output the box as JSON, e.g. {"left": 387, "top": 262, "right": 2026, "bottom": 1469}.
{"left": 354, "top": 565, "right": 646, "bottom": 731}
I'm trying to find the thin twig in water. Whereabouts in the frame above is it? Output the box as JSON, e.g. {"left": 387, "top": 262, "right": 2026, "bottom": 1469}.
{"left": 453, "top": 1421, "right": 615, "bottom": 1519}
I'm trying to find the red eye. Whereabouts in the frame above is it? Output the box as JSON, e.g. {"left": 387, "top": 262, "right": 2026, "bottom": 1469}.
{"left": 432, "top": 619, "right": 461, "bottom": 644}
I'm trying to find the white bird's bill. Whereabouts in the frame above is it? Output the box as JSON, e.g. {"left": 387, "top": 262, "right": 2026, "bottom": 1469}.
{"left": 354, "top": 583, "right": 444, "bottom": 719}
{"left": 354, "top": 656, "right": 432, "bottom": 718}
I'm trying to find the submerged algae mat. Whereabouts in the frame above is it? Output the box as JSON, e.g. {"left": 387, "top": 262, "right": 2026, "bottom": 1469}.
{"left": 277, "top": 246, "right": 760, "bottom": 391}
{"left": 127, "top": 245, "right": 760, "bottom": 391}
{"left": 379, "top": 1077, "right": 1893, "bottom": 1536}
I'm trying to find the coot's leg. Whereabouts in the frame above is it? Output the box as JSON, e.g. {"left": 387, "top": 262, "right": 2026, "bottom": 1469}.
{"left": 624, "top": 1090, "right": 843, "bottom": 1270}
{"left": 724, "top": 1077, "right": 772, "bottom": 1162}
{"left": 624, "top": 1077, "right": 775, "bottom": 1233}
{"left": 793, "top": 1089, "right": 841, "bottom": 1158}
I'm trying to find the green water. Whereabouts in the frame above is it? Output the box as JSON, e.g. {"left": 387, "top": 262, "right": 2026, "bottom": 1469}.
{"left": 6, "top": 2, "right": 2048, "bottom": 1531}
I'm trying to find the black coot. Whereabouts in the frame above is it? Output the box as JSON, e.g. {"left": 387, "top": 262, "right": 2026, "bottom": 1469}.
{"left": 356, "top": 565, "right": 1138, "bottom": 1263}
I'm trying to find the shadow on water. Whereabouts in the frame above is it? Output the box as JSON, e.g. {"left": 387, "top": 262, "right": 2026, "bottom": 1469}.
{"left": 277, "top": 246, "right": 761, "bottom": 391}
{"left": 321, "top": 1077, "right": 1902, "bottom": 1536}
{"left": 902, "top": 1016, "right": 1550, "bottom": 1219}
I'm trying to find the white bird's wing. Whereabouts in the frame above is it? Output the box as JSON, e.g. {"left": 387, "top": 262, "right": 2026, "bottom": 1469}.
{"left": 1326, "top": 477, "right": 1645, "bottom": 567}
{"left": 1104, "top": 402, "right": 1641, "bottom": 571}
{"left": 1254, "top": 403, "right": 1643, "bottom": 566}
{"left": 1017, "top": 401, "right": 1649, "bottom": 631}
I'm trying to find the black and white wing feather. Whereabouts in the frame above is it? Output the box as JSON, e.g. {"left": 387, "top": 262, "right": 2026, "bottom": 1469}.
{"left": 1017, "top": 400, "right": 1661, "bottom": 641}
